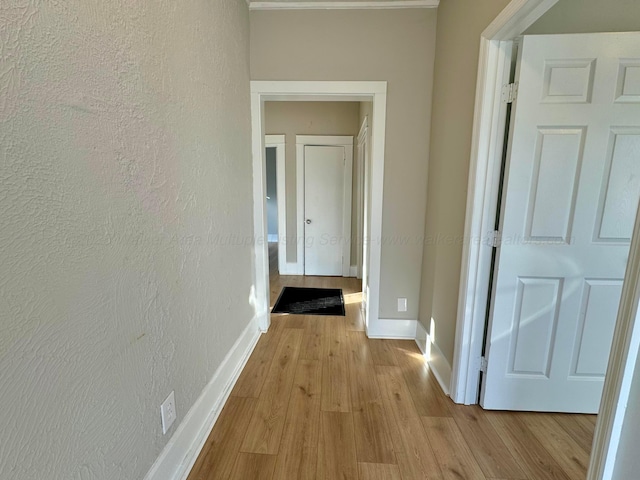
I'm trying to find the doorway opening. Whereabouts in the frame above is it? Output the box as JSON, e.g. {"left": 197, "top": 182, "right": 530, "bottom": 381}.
{"left": 250, "top": 81, "right": 387, "bottom": 337}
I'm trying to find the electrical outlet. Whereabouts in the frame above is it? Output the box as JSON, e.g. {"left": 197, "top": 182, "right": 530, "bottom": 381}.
{"left": 160, "top": 391, "right": 177, "bottom": 434}
{"left": 397, "top": 297, "right": 408, "bottom": 312}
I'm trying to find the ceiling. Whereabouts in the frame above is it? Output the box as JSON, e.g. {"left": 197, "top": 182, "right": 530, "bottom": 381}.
{"left": 248, "top": 0, "right": 439, "bottom": 10}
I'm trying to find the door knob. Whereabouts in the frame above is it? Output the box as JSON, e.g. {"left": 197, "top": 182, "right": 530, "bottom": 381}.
{"left": 306, "top": 219, "right": 312, "bottom": 224}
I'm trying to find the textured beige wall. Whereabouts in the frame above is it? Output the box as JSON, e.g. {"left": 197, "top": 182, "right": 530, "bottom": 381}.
{"left": 264, "top": 101, "right": 361, "bottom": 265}
{"left": 418, "top": 0, "right": 511, "bottom": 363}
{"left": 0, "top": 1, "right": 253, "bottom": 478}
{"left": 526, "top": 0, "right": 640, "bottom": 34}
{"left": 252, "top": 9, "right": 437, "bottom": 319}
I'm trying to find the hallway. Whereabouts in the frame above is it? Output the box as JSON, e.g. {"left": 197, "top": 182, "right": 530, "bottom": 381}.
{"left": 187, "top": 264, "right": 596, "bottom": 479}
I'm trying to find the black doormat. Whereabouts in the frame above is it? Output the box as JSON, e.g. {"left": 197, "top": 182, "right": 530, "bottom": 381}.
{"left": 271, "top": 287, "right": 345, "bottom": 316}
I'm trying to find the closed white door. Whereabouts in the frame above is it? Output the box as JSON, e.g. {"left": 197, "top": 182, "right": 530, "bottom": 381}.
{"left": 482, "top": 33, "right": 640, "bottom": 413}
{"left": 304, "top": 145, "right": 345, "bottom": 276}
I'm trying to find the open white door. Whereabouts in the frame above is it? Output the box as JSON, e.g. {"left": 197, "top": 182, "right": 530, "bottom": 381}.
{"left": 304, "top": 145, "right": 351, "bottom": 276}
{"left": 482, "top": 33, "right": 640, "bottom": 413}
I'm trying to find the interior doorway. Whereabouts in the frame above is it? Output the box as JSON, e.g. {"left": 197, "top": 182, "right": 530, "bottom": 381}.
{"left": 250, "top": 81, "right": 387, "bottom": 337}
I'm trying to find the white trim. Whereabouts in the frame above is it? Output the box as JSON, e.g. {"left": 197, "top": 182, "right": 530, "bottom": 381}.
{"left": 265, "top": 135, "right": 287, "bottom": 275}
{"left": 356, "top": 117, "right": 368, "bottom": 280}
{"left": 249, "top": 1, "right": 439, "bottom": 10}
{"left": 251, "top": 91, "right": 271, "bottom": 332}
{"left": 429, "top": 341, "right": 452, "bottom": 397}
{"left": 367, "top": 318, "right": 417, "bottom": 339}
{"left": 278, "top": 264, "right": 300, "bottom": 276}
{"left": 484, "top": 0, "right": 559, "bottom": 40}
{"left": 349, "top": 265, "right": 358, "bottom": 277}
{"left": 415, "top": 320, "right": 428, "bottom": 355}
{"left": 251, "top": 80, "right": 387, "bottom": 355}
{"left": 415, "top": 322, "right": 452, "bottom": 396}
{"left": 589, "top": 205, "right": 640, "bottom": 480}
{"left": 450, "top": 39, "right": 514, "bottom": 406}
{"left": 451, "top": 0, "right": 560, "bottom": 406}
{"left": 342, "top": 145, "right": 353, "bottom": 278}
{"left": 296, "top": 135, "right": 353, "bottom": 277}
{"left": 295, "top": 142, "right": 305, "bottom": 273}
{"left": 252, "top": 81, "right": 387, "bottom": 96}
{"left": 296, "top": 135, "right": 354, "bottom": 146}
{"left": 143, "top": 319, "right": 262, "bottom": 480}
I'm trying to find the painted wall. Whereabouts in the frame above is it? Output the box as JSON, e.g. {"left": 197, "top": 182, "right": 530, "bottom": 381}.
{"left": 526, "top": 0, "right": 640, "bottom": 34}
{"left": 253, "top": 9, "right": 437, "bottom": 320}
{"left": 266, "top": 147, "right": 279, "bottom": 239}
{"left": 264, "top": 101, "right": 361, "bottom": 266}
{"left": 0, "top": 1, "right": 253, "bottom": 479}
{"left": 418, "top": 0, "right": 511, "bottom": 363}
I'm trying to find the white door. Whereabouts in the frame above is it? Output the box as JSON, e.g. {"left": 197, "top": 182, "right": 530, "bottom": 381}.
{"left": 482, "top": 33, "right": 640, "bottom": 413}
{"left": 304, "top": 145, "right": 346, "bottom": 276}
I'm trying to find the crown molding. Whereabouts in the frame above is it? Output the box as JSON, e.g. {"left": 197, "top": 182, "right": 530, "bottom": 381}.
{"left": 249, "top": 1, "right": 439, "bottom": 10}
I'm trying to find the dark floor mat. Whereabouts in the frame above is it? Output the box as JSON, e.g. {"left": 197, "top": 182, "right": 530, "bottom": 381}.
{"left": 271, "top": 287, "right": 345, "bottom": 316}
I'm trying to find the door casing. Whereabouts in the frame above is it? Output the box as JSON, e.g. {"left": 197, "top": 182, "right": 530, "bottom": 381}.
{"left": 250, "top": 80, "right": 387, "bottom": 339}
{"left": 265, "top": 135, "right": 287, "bottom": 275}
{"left": 356, "top": 116, "right": 368, "bottom": 280}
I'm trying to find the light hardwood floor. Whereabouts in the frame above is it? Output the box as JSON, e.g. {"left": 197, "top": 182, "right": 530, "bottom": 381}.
{"left": 187, "top": 247, "right": 596, "bottom": 480}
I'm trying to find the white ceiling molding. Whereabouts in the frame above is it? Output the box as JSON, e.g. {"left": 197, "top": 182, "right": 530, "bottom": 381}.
{"left": 249, "top": 1, "right": 439, "bottom": 10}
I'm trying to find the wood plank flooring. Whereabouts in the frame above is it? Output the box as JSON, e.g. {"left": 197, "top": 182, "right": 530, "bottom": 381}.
{"left": 187, "top": 262, "right": 596, "bottom": 480}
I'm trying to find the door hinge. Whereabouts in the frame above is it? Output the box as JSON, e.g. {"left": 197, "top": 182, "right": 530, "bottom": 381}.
{"left": 488, "top": 230, "right": 502, "bottom": 248}
{"left": 480, "top": 356, "right": 488, "bottom": 373}
{"left": 502, "top": 82, "right": 518, "bottom": 104}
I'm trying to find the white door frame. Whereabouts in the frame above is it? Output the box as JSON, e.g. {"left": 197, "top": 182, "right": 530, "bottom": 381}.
{"left": 356, "top": 116, "right": 368, "bottom": 279}
{"left": 250, "top": 80, "right": 387, "bottom": 333}
{"left": 264, "top": 135, "right": 286, "bottom": 275}
{"left": 296, "top": 136, "right": 353, "bottom": 277}
{"left": 450, "top": 0, "right": 640, "bottom": 477}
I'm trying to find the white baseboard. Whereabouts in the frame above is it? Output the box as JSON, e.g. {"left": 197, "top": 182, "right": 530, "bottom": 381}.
{"left": 367, "top": 318, "right": 418, "bottom": 339}
{"left": 415, "top": 321, "right": 452, "bottom": 396}
{"left": 144, "top": 318, "right": 262, "bottom": 480}
{"left": 267, "top": 234, "right": 278, "bottom": 242}
{"left": 279, "top": 262, "right": 303, "bottom": 276}
{"left": 415, "top": 319, "right": 428, "bottom": 354}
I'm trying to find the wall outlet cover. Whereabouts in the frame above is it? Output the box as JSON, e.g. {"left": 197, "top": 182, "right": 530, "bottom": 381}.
{"left": 160, "top": 391, "right": 177, "bottom": 435}
{"left": 397, "top": 297, "right": 408, "bottom": 312}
